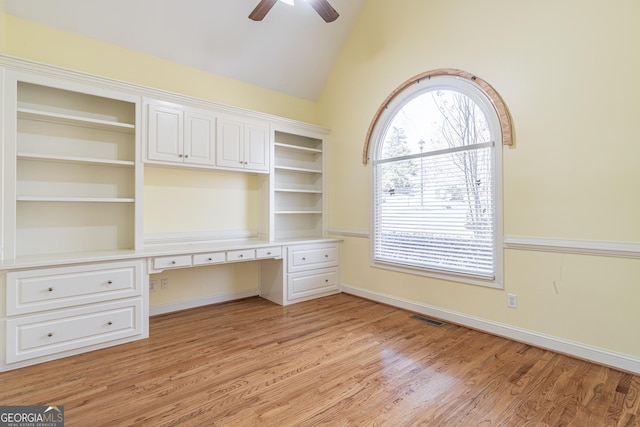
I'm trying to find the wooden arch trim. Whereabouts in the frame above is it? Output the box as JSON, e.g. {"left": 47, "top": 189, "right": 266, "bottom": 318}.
{"left": 362, "top": 68, "right": 514, "bottom": 165}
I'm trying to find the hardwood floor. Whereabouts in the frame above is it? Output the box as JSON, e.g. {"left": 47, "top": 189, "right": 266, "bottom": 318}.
{"left": 1, "top": 293, "right": 639, "bottom": 426}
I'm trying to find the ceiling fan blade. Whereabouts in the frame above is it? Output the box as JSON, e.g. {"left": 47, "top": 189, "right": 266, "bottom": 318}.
{"left": 307, "top": 0, "right": 339, "bottom": 23}
{"left": 249, "top": 0, "right": 278, "bottom": 21}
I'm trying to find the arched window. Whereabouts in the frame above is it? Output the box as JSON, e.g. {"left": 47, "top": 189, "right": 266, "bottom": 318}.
{"left": 368, "top": 71, "right": 508, "bottom": 287}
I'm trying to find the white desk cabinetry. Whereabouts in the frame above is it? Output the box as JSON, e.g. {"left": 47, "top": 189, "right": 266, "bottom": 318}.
{"left": 261, "top": 241, "right": 341, "bottom": 306}
{"left": 2, "top": 260, "right": 147, "bottom": 366}
{"left": 0, "top": 56, "right": 339, "bottom": 372}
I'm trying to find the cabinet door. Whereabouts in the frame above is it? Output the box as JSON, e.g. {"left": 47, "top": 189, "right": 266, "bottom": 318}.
{"left": 244, "top": 122, "right": 270, "bottom": 172}
{"left": 216, "top": 117, "right": 244, "bottom": 169}
{"left": 184, "top": 110, "right": 215, "bottom": 167}
{"left": 148, "top": 104, "right": 184, "bottom": 162}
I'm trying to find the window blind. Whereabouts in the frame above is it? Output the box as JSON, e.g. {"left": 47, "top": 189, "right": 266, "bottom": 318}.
{"left": 373, "top": 143, "right": 495, "bottom": 278}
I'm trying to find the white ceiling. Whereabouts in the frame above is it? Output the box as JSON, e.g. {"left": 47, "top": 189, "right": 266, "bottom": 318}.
{"left": 4, "top": 0, "right": 364, "bottom": 100}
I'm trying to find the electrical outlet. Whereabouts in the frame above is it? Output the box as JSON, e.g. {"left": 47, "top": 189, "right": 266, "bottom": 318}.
{"left": 161, "top": 278, "right": 169, "bottom": 290}
{"left": 507, "top": 293, "right": 518, "bottom": 309}
{"left": 149, "top": 280, "right": 157, "bottom": 292}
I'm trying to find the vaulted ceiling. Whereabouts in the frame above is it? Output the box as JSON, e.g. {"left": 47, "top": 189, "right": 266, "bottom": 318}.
{"left": 4, "top": 0, "right": 365, "bottom": 100}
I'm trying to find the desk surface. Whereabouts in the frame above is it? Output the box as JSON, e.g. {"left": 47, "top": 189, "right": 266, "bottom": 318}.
{"left": 0, "top": 237, "right": 342, "bottom": 271}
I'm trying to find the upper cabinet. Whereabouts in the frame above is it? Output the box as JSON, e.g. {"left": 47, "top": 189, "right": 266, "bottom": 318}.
{"left": 146, "top": 101, "right": 215, "bottom": 168}
{"left": 216, "top": 116, "right": 269, "bottom": 173}
{"left": 1, "top": 69, "right": 143, "bottom": 259}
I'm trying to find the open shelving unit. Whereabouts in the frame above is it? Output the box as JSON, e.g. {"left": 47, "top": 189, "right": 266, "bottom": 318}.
{"left": 7, "top": 78, "right": 140, "bottom": 257}
{"left": 273, "top": 130, "right": 325, "bottom": 240}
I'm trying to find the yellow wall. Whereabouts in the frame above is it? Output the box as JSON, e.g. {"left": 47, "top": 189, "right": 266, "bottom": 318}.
{"left": 318, "top": 0, "right": 640, "bottom": 358}
{"left": 149, "top": 263, "right": 259, "bottom": 307}
{"left": 144, "top": 167, "right": 262, "bottom": 235}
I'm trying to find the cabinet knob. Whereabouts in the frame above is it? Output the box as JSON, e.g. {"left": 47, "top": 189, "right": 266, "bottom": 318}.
{"left": 48, "top": 287, "right": 53, "bottom": 292}
{"left": 302, "top": 257, "right": 306, "bottom": 261}
{"left": 267, "top": 252, "right": 271, "bottom": 255}
{"left": 107, "top": 321, "right": 113, "bottom": 326}
{"left": 325, "top": 279, "right": 329, "bottom": 283}
{"left": 178, "top": 154, "right": 183, "bottom": 158}
{"left": 171, "top": 261, "right": 176, "bottom": 264}
{"left": 107, "top": 280, "right": 113, "bottom": 285}
{"left": 208, "top": 257, "right": 213, "bottom": 261}
{"left": 239, "top": 254, "right": 244, "bottom": 258}
{"left": 325, "top": 254, "right": 329, "bottom": 258}
{"left": 47, "top": 332, "right": 53, "bottom": 337}
{"left": 184, "top": 155, "right": 189, "bottom": 158}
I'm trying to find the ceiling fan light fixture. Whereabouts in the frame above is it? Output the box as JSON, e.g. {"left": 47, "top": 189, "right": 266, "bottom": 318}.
{"left": 249, "top": 0, "right": 339, "bottom": 22}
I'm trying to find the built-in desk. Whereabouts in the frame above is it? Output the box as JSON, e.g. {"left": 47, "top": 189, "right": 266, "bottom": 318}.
{"left": 0, "top": 238, "right": 341, "bottom": 371}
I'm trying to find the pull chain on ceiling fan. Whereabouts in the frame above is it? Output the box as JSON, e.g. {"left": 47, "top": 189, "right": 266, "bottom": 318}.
{"left": 249, "top": 0, "right": 339, "bottom": 23}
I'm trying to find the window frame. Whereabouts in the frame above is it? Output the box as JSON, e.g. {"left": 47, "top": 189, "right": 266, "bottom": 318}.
{"left": 369, "top": 74, "right": 504, "bottom": 288}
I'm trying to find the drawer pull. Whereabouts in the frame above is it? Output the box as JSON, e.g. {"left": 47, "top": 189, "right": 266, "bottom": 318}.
{"left": 325, "top": 254, "right": 329, "bottom": 258}
{"left": 47, "top": 332, "right": 53, "bottom": 337}
{"left": 239, "top": 254, "right": 244, "bottom": 258}
{"left": 107, "top": 321, "right": 113, "bottom": 326}
{"left": 171, "top": 261, "right": 176, "bottom": 264}
{"left": 208, "top": 257, "right": 213, "bottom": 261}
{"left": 267, "top": 252, "right": 271, "bottom": 255}
{"left": 302, "top": 257, "right": 306, "bottom": 261}
{"left": 107, "top": 280, "right": 113, "bottom": 285}
{"left": 48, "top": 287, "right": 53, "bottom": 292}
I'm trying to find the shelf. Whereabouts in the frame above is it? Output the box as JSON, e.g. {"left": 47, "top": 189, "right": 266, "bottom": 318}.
{"left": 16, "top": 197, "right": 135, "bottom": 203}
{"left": 274, "top": 165, "right": 322, "bottom": 174}
{"left": 274, "top": 188, "right": 322, "bottom": 194}
{"left": 17, "top": 153, "right": 135, "bottom": 167}
{"left": 275, "top": 210, "right": 323, "bottom": 215}
{"left": 275, "top": 142, "right": 322, "bottom": 154}
{"left": 18, "top": 107, "right": 135, "bottom": 133}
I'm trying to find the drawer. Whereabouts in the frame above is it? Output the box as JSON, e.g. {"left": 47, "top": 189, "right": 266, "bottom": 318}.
{"left": 6, "top": 299, "right": 144, "bottom": 363}
{"left": 226, "top": 249, "right": 256, "bottom": 262}
{"left": 256, "top": 246, "right": 282, "bottom": 259}
{"left": 193, "top": 252, "right": 226, "bottom": 266}
{"left": 152, "top": 255, "right": 192, "bottom": 270}
{"left": 6, "top": 260, "right": 144, "bottom": 316}
{"left": 288, "top": 268, "right": 339, "bottom": 301}
{"left": 287, "top": 243, "right": 339, "bottom": 272}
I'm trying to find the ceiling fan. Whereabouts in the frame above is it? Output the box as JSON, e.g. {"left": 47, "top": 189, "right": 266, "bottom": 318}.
{"left": 249, "top": 0, "right": 339, "bottom": 23}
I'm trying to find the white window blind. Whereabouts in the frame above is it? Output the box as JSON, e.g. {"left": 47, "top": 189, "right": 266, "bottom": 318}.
{"left": 373, "top": 141, "right": 496, "bottom": 278}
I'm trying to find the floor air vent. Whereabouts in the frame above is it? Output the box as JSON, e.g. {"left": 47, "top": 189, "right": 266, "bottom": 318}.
{"left": 410, "top": 314, "right": 446, "bottom": 327}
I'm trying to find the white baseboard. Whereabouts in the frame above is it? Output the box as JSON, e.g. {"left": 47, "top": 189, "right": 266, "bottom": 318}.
{"left": 149, "top": 288, "right": 260, "bottom": 316}
{"left": 342, "top": 284, "right": 640, "bottom": 374}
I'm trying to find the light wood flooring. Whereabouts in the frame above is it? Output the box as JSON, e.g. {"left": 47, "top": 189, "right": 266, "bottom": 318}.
{"left": 1, "top": 293, "right": 639, "bottom": 426}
